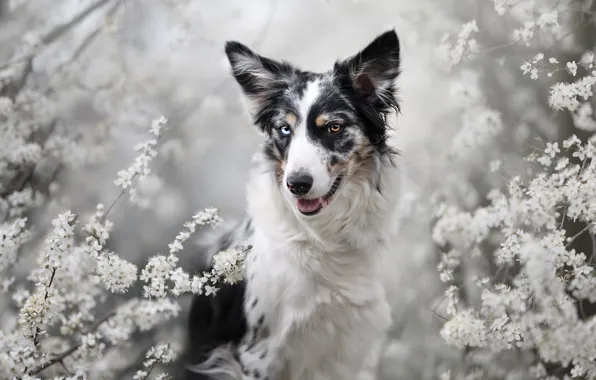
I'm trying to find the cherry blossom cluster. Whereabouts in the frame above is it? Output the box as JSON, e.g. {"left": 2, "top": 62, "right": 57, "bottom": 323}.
{"left": 18, "top": 211, "right": 77, "bottom": 340}
{"left": 0, "top": 116, "right": 249, "bottom": 379}
{"left": 436, "top": 20, "right": 479, "bottom": 72}
{"left": 431, "top": 1, "right": 596, "bottom": 379}
{"left": 132, "top": 343, "right": 177, "bottom": 380}
{"left": 435, "top": 135, "right": 596, "bottom": 377}
{"left": 83, "top": 203, "right": 137, "bottom": 293}
{"left": 521, "top": 51, "right": 594, "bottom": 81}
{"left": 114, "top": 116, "right": 168, "bottom": 204}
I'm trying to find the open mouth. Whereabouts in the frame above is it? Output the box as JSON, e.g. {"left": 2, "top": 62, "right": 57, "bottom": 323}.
{"left": 296, "top": 176, "right": 343, "bottom": 216}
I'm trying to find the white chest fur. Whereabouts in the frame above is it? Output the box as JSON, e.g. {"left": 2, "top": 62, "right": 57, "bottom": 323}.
{"left": 238, "top": 165, "right": 398, "bottom": 380}
{"left": 243, "top": 234, "right": 391, "bottom": 379}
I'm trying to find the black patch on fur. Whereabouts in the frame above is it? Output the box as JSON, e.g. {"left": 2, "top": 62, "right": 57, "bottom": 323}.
{"left": 304, "top": 95, "right": 359, "bottom": 155}
{"left": 264, "top": 131, "right": 293, "bottom": 165}
{"left": 293, "top": 71, "right": 320, "bottom": 98}
{"left": 329, "top": 155, "right": 340, "bottom": 166}
{"left": 185, "top": 281, "right": 247, "bottom": 378}
{"left": 183, "top": 216, "right": 254, "bottom": 379}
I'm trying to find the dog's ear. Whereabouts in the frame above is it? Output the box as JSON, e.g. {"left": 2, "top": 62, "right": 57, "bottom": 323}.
{"left": 339, "top": 30, "right": 400, "bottom": 112}
{"left": 225, "top": 41, "right": 293, "bottom": 112}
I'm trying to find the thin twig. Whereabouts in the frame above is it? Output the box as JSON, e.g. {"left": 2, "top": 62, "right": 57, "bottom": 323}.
{"left": 589, "top": 232, "right": 596, "bottom": 265}
{"left": 565, "top": 223, "right": 594, "bottom": 247}
{"left": 102, "top": 188, "right": 127, "bottom": 221}
{"left": 0, "top": 54, "right": 32, "bottom": 71}
{"left": 29, "top": 311, "right": 116, "bottom": 375}
{"left": 478, "top": 40, "right": 521, "bottom": 54}
{"left": 579, "top": 299, "right": 587, "bottom": 319}
{"left": 56, "top": 0, "right": 125, "bottom": 72}
{"left": 0, "top": 165, "right": 35, "bottom": 198}
{"left": 32, "top": 267, "right": 57, "bottom": 346}
{"left": 559, "top": 206, "right": 567, "bottom": 229}
{"left": 137, "top": 344, "right": 171, "bottom": 380}
{"left": 29, "top": 344, "right": 79, "bottom": 375}
{"left": 40, "top": 0, "right": 113, "bottom": 46}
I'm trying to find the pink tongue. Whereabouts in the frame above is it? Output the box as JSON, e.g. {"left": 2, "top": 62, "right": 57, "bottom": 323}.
{"left": 297, "top": 198, "right": 322, "bottom": 213}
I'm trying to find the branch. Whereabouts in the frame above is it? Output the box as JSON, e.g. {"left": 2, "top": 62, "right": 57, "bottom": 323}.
{"left": 0, "top": 164, "right": 35, "bottom": 198}
{"left": 40, "top": 0, "right": 113, "bottom": 46}
{"left": 0, "top": 56, "right": 33, "bottom": 100}
{"left": 565, "top": 222, "right": 594, "bottom": 248}
{"left": 29, "top": 344, "right": 79, "bottom": 375}
{"left": 32, "top": 267, "right": 58, "bottom": 346}
{"left": 55, "top": 0, "right": 126, "bottom": 72}
{"left": 28, "top": 311, "right": 116, "bottom": 375}
{"left": 0, "top": 117, "right": 58, "bottom": 201}
{"left": 136, "top": 344, "right": 171, "bottom": 380}
{"left": 1, "top": 0, "right": 118, "bottom": 100}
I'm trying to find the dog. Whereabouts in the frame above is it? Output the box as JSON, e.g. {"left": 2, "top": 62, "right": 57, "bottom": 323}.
{"left": 185, "top": 29, "right": 402, "bottom": 380}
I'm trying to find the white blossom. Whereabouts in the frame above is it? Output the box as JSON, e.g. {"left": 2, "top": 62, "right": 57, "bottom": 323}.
{"left": 211, "top": 247, "right": 246, "bottom": 285}
{"left": 132, "top": 343, "right": 177, "bottom": 380}
{"left": 549, "top": 74, "right": 596, "bottom": 111}
{"left": 96, "top": 253, "right": 138, "bottom": 293}
{"left": 441, "top": 310, "right": 488, "bottom": 349}
{"left": 434, "top": 134, "right": 596, "bottom": 377}
{"left": 436, "top": 20, "right": 480, "bottom": 72}
{"left": 567, "top": 61, "right": 578, "bottom": 76}
{"left": 0, "top": 218, "right": 30, "bottom": 272}
{"left": 114, "top": 116, "right": 167, "bottom": 204}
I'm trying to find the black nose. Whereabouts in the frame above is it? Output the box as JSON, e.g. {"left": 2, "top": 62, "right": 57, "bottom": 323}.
{"left": 286, "top": 173, "right": 313, "bottom": 195}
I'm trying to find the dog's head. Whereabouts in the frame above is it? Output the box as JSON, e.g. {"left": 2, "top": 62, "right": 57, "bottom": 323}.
{"left": 225, "top": 30, "right": 400, "bottom": 217}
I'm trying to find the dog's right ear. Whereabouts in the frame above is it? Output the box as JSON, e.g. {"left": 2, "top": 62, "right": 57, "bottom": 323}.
{"left": 225, "top": 41, "right": 293, "bottom": 113}
{"left": 341, "top": 30, "right": 400, "bottom": 113}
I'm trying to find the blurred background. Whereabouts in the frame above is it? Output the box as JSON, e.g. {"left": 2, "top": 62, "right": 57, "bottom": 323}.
{"left": 1, "top": 0, "right": 595, "bottom": 378}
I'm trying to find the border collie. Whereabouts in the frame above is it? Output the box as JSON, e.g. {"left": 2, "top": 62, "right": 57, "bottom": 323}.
{"left": 185, "top": 29, "right": 402, "bottom": 380}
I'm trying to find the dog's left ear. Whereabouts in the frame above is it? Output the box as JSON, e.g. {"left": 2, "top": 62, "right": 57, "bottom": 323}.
{"left": 225, "top": 41, "right": 293, "bottom": 114}
{"left": 339, "top": 30, "right": 400, "bottom": 112}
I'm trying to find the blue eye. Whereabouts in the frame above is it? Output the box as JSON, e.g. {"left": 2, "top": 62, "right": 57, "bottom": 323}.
{"left": 279, "top": 125, "right": 291, "bottom": 136}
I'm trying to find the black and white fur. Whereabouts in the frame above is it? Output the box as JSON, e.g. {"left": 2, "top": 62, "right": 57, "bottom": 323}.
{"left": 185, "top": 30, "right": 402, "bottom": 380}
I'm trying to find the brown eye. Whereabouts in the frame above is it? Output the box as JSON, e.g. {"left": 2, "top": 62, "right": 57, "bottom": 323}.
{"left": 328, "top": 124, "right": 342, "bottom": 133}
